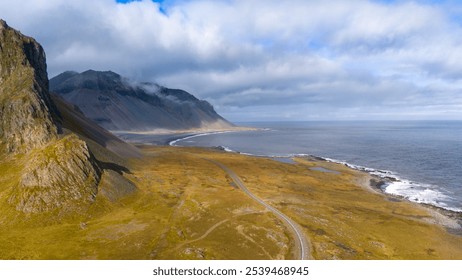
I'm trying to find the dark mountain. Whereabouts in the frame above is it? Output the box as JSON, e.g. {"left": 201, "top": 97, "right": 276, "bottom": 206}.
{"left": 50, "top": 70, "right": 234, "bottom": 131}
{"left": 0, "top": 20, "right": 59, "bottom": 154}
{"left": 0, "top": 20, "right": 136, "bottom": 215}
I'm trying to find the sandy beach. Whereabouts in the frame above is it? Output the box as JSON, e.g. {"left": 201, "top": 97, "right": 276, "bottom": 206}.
{"left": 112, "top": 126, "right": 257, "bottom": 146}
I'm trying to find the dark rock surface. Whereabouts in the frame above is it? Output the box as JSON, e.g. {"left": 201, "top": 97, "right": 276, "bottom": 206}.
{"left": 50, "top": 70, "right": 234, "bottom": 131}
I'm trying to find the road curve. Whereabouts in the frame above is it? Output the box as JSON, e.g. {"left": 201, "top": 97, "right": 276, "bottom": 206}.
{"left": 208, "top": 159, "right": 312, "bottom": 260}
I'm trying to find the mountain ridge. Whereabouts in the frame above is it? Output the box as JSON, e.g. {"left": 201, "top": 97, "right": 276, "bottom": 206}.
{"left": 50, "top": 70, "right": 234, "bottom": 131}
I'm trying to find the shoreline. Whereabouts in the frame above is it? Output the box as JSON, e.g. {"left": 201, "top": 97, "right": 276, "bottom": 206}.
{"left": 112, "top": 126, "right": 257, "bottom": 146}
{"left": 366, "top": 173, "right": 462, "bottom": 233}
{"left": 212, "top": 148, "right": 462, "bottom": 218}
{"left": 293, "top": 154, "right": 462, "bottom": 234}
{"left": 143, "top": 145, "right": 462, "bottom": 258}
{"left": 115, "top": 128, "right": 462, "bottom": 233}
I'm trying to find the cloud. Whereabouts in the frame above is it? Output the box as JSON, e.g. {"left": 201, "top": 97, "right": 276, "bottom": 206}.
{"left": 1, "top": 0, "right": 462, "bottom": 121}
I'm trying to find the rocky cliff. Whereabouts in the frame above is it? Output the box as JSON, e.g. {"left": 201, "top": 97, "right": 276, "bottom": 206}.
{"left": 50, "top": 70, "right": 234, "bottom": 131}
{"left": 9, "top": 134, "right": 101, "bottom": 213}
{"left": 0, "top": 19, "right": 59, "bottom": 154}
{"left": 0, "top": 20, "right": 103, "bottom": 214}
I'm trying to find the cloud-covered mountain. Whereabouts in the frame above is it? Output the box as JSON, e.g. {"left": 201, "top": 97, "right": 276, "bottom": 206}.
{"left": 3, "top": 0, "right": 462, "bottom": 120}
{"left": 50, "top": 70, "right": 234, "bottom": 131}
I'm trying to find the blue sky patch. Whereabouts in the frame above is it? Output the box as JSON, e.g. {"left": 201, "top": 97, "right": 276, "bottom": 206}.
{"left": 116, "top": 0, "right": 164, "bottom": 4}
{"left": 116, "top": 0, "right": 166, "bottom": 14}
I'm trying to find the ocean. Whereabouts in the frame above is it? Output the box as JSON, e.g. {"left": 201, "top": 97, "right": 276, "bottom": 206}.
{"left": 167, "top": 121, "right": 462, "bottom": 213}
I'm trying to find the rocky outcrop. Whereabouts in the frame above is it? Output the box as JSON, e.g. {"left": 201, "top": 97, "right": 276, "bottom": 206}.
{"left": 0, "top": 20, "right": 103, "bottom": 214}
{"left": 50, "top": 70, "right": 234, "bottom": 131}
{"left": 9, "top": 135, "right": 101, "bottom": 213}
{"left": 0, "top": 19, "right": 59, "bottom": 154}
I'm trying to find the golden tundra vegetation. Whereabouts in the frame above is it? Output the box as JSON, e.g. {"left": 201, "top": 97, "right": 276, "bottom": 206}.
{"left": 1, "top": 145, "right": 461, "bottom": 260}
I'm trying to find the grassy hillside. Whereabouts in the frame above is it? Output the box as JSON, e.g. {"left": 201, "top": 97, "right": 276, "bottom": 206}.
{"left": 0, "top": 146, "right": 461, "bottom": 259}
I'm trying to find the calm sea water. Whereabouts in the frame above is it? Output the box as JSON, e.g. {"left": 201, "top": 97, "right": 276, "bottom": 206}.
{"left": 172, "top": 121, "right": 462, "bottom": 212}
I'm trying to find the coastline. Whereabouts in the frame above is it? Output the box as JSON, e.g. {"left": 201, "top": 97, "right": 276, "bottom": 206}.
{"left": 178, "top": 145, "right": 462, "bottom": 259}
{"left": 114, "top": 128, "right": 462, "bottom": 237}
{"left": 366, "top": 173, "right": 462, "bottom": 234}
{"left": 293, "top": 154, "right": 462, "bottom": 234}
{"left": 197, "top": 145, "right": 462, "bottom": 222}
{"left": 112, "top": 126, "right": 257, "bottom": 146}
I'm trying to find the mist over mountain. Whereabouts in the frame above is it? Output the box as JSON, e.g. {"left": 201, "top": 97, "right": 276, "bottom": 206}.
{"left": 50, "top": 70, "right": 234, "bottom": 131}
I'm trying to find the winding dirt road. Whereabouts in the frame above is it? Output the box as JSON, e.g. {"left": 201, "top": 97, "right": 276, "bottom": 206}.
{"left": 208, "top": 159, "right": 312, "bottom": 260}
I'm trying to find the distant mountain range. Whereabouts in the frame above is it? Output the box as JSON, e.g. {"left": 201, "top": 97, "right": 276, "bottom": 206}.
{"left": 50, "top": 70, "right": 234, "bottom": 131}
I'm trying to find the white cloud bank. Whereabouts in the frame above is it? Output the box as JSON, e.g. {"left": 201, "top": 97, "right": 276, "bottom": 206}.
{"left": 1, "top": 0, "right": 462, "bottom": 121}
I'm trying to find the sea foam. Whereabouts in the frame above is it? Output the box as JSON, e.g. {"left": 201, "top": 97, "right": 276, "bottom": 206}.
{"left": 168, "top": 127, "right": 462, "bottom": 213}
{"left": 318, "top": 156, "right": 462, "bottom": 212}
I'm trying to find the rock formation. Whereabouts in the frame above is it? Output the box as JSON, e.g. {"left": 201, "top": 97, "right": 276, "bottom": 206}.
{"left": 0, "top": 19, "right": 59, "bottom": 154}
{"left": 0, "top": 20, "right": 102, "bottom": 214}
{"left": 9, "top": 134, "right": 101, "bottom": 213}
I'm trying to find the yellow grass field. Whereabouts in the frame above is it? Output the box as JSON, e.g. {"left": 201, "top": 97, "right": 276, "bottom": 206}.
{"left": 0, "top": 145, "right": 461, "bottom": 259}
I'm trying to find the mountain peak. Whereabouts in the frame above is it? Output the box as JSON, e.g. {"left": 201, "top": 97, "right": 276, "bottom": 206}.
{"left": 81, "top": 69, "right": 120, "bottom": 78}
{"left": 0, "top": 19, "right": 8, "bottom": 29}
{"left": 50, "top": 70, "right": 235, "bottom": 131}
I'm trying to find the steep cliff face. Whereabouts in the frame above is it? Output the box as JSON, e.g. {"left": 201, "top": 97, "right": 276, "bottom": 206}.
{"left": 0, "top": 20, "right": 102, "bottom": 214}
{"left": 0, "top": 19, "right": 59, "bottom": 154}
{"left": 9, "top": 135, "right": 101, "bottom": 213}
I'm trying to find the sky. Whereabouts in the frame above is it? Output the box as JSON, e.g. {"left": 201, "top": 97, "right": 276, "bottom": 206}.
{"left": 1, "top": 0, "right": 462, "bottom": 121}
